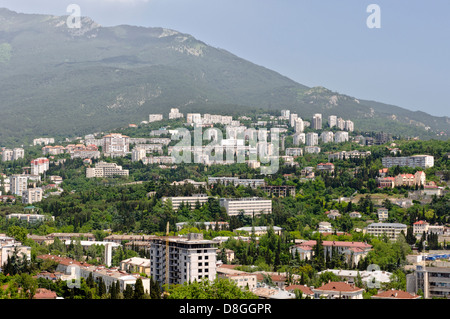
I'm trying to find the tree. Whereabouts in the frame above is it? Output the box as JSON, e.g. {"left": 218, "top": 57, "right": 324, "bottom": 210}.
{"left": 133, "top": 278, "right": 147, "bottom": 299}
{"left": 123, "top": 284, "right": 134, "bottom": 299}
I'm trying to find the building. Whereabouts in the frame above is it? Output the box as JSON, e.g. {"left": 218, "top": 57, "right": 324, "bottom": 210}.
{"left": 6, "top": 213, "right": 53, "bottom": 223}
{"left": 42, "top": 145, "right": 65, "bottom": 156}
{"left": 334, "top": 131, "right": 349, "bottom": 143}
{"left": 312, "top": 281, "right": 364, "bottom": 299}
{"left": 131, "top": 147, "right": 147, "bottom": 162}
{"left": 161, "top": 194, "right": 210, "bottom": 211}
{"left": 371, "top": 289, "right": 421, "bottom": 300}
{"left": 10, "top": 174, "right": 28, "bottom": 196}
{"left": 381, "top": 155, "right": 434, "bottom": 168}
{"left": 31, "top": 158, "right": 50, "bottom": 176}
{"left": 0, "top": 235, "right": 31, "bottom": 266}
{"left": 120, "top": 257, "right": 151, "bottom": 276}
{"left": 311, "top": 113, "right": 322, "bottom": 130}
{"left": 365, "top": 222, "right": 407, "bottom": 241}
{"left": 289, "top": 113, "right": 298, "bottom": 127}
{"left": 305, "top": 132, "right": 318, "bottom": 146}
{"left": 22, "top": 187, "right": 43, "bottom": 204}
{"left": 291, "top": 240, "right": 372, "bottom": 266}
{"left": 168, "top": 108, "right": 184, "bottom": 119}
{"left": 294, "top": 118, "right": 304, "bottom": 133}
{"left": 328, "top": 150, "right": 371, "bottom": 161}
{"left": 86, "top": 161, "right": 129, "bottom": 178}
{"left": 345, "top": 120, "right": 354, "bottom": 132}
{"left": 1, "top": 148, "right": 24, "bottom": 161}
{"left": 235, "top": 226, "right": 282, "bottom": 236}
{"left": 407, "top": 265, "right": 450, "bottom": 299}
{"left": 377, "top": 177, "right": 395, "bottom": 188}
{"left": 320, "top": 131, "right": 334, "bottom": 143}
{"left": 328, "top": 115, "right": 337, "bottom": 128}
{"left": 293, "top": 133, "right": 306, "bottom": 146}
{"left": 304, "top": 146, "right": 321, "bottom": 154}
{"left": 186, "top": 113, "right": 202, "bottom": 125}
{"left": 220, "top": 272, "right": 258, "bottom": 290}
{"left": 149, "top": 233, "right": 217, "bottom": 287}
{"left": 317, "top": 163, "right": 335, "bottom": 173}
{"left": 33, "top": 138, "right": 55, "bottom": 146}
{"left": 149, "top": 114, "right": 163, "bottom": 122}
{"left": 285, "top": 148, "right": 303, "bottom": 157}
{"left": 207, "top": 177, "right": 266, "bottom": 189}
{"left": 103, "top": 133, "right": 130, "bottom": 157}
{"left": 261, "top": 185, "right": 296, "bottom": 197}
{"left": 318, "top": 269, "right": 392, "bottom": 288}
{"left": 376, "top": 208, "right": 389, "bottom": 221}
{"left": 394, "top": 171, "right": 426, "bottom": 187}
{"left": 219, "top": 197, "right": 272, "bottom": 216}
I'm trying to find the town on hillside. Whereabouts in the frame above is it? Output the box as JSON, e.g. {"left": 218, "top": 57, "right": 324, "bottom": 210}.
{"left": 0, "top": 109, "right": 449, "bottom": 300}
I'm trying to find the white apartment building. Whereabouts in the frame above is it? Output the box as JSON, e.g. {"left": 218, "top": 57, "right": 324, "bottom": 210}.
{"left": 280, "top": 109, "right": 290, "bottom": 119}
{"left": 149, "top": 114, "right": 163, "bottom": 122}
{"left": 103, "top": 133, "right": 130, "bottom": 157}
{"left": 377, "top": 208, "right": 389, "bottom": 221}
{"left": 293, "top": 133, "right": 305, "bottom": 145}
{"left": 168, "top": 108, "right": 184, "bottom": 119}
{"left": 381, "top": 155, "right": 434, "bottom": 169}
{"left": 0, "top": 236, "right": 31, "bottom": 266}
{"left": 328, "top": 115, "right": 337, "bottom": 128}
{"left": 334, "top": 131, "right": 349, "bottom": 143}
{"left": 6, "top": 213, "right": 53, "bottom": 223}
{"left": 219, "top": 197, "right": 272, "bottom": 216}
{"left": 22, "top": 187, "right": 43, "bottom": 204}
{"left": 161, "top": 194, "right": 210, "bottom": 211}
{"left": 285, "top": 148, "right": 303, "bottom": 157}
{"left": 289, "top": 113, "right": 298, "bottom": 127}
{"left": 345, "top": 120, "right": 354, "bottom": 132}
{"left": 1, "top": 148, "right": 25, "bottom": 161}
{"left": 306, "top": 132, "right": 318, "bottom": 146}
{"left": 10, "top": 174, "right": 28, "bottom": 196}
{"left": 149, "top": 233, "right": 217, "bottom": 287}
{"left": 30, "top": 158, "right": 50, "bottom": 176}
{"left": 336, "top": 117, "right": 346, "bottom": 130}
{"left": 311, "top": 113, "right": 322, "bottom": 130}
{"left": 294, "top": 118, "right": 304, "bottom": 133}
{"left": 207, "top": 177, "right": 266, "bottom": 188}
{"left": 304, "top": 146, "right": 321, "bottom": 154}
{"left": 320, "top": 131, "right": 334, "bottom": 143}
{"left": 131, "top": 147, "right": 147, "bottom": 162}
{"left": 86, "top": 161, "right": 129, "bottom": 178}
{"left": 365, "top": 222, "right": 407, "bottom": 241}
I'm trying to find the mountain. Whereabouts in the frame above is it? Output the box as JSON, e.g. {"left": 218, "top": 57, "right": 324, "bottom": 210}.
{"left": 0, "top": 8, "right": 448, "bottom": 145}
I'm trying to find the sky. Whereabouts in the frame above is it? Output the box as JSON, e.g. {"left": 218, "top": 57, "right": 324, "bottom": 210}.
{"left": 1, "top": 0, "right": 449, "bottom": 117}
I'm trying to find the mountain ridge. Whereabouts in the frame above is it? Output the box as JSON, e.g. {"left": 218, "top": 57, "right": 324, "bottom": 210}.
{"left": 0, "top": 8, "right": 448, "bottom": 145}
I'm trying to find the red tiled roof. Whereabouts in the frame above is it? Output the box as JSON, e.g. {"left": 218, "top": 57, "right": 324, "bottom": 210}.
{"left": 315, "top": 281, "right": 363, "bottom": 293}
{"left": 372, "top": 289, "right": 420, "bottom": 299}
{"left": 33, "top": 288, "right": 58, "bottom": 299}
{"left": 285, "top": 285, "right": 314, "bottom": 295}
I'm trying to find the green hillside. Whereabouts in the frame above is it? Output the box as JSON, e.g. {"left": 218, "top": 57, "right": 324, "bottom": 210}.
{"left": 0, "top": 8, "right": 448, "bottom": 146}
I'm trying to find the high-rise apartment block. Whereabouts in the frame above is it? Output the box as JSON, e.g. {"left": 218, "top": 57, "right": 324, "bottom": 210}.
{"left": 103, "top": 133, "right": 130, "bottom": 157}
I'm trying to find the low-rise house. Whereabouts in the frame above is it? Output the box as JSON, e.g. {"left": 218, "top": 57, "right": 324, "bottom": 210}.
{"left": 349, "top": 211, "right": 362, "bottom": 219}
{"left": 285, "top": 285, "right": 314, "bottom": 298}
{"left": 119, "top": 257, "right": 151, "bottom": 276}
{"left": 312, "top": 281, "right": 364, "bottom": 299}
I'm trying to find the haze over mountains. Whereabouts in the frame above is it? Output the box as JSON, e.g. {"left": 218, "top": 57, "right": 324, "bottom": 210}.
{"left": 0, "top": 8, "right": 448, "bottom": 145}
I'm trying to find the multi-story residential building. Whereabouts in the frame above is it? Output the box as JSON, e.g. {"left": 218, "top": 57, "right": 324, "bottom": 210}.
{"left": 31, "top": 158, "right": 50, "bottom": 176}
{"left": 186, "top": 113, "right": 202, "bottom": 125}
{"left": 68, "top": 145, "right": 101, "bottom": 159}
{"left": 413, "top": 220, "right": 429, "bottom": 236}
{"left": 394, "top": 171, "right": 426, "bottom": 187}
{"left": 131, "top": 147, "right": 147, "bottom": 162}
{"left": 168, "top": 108, "right": 184, "bottom": 119}
{"left": 290, "top": 240, "right": 372, "bottom": 267}
{"left": 289, "top": 113, "right": 298, "bottom": 127}
{"left": 377, "top": 177, "right": 395, "bottom": 188}
{"left": 103, "top": 133, "right": 130, "bottom": 157}
{"left": 86, "top": 161, "right": 129, "bottom": 178}
{"left": 161, "top": 194, "right": 210, "bottom": 211}
{"left": 334, "top": 131, "right": 349, "bottom": 143}
{"left": 328, "top": 115, "right": 337, "bottom": 128}
{"left": 149, "top": 233, "right": 217, "bottom": 287}
{"left": 33, "top": 138, "right": 55, "bottom": 146}
{"left": 280, "top": 109, "right": 290, "bottom": 119}
{"left": 306, "top": 132, "right": 318, "bottom": 146}
{"left": 2, "top": 148, "right": 25, "bottom": 161}
{"left": 10, "top": 174, "right": 28, "bottom": 196}
{"left": 328, "top": 150, "right": 371, "bottom": 161}
{"left": 42, "top": 145, "right": 65, "bottom": 156}
{"left": 294, "top": 118, "right": 304, "bottom": 133}
{"left": 207, "top": 177, "right": 266, "bottom": 189}
{"left": 261, "top": 185, "right": 296, "bottom": 197}
{"left": 336, "top": 117, "right": 346, "bottom": 130}
{"left": 376, "top": 208, "right": 389, "bottom": 221}
{"left": 148, "top": 114, "right": 163, "bottom": 122}
{"left": 311, "top": 281, "right": 364, "bottom": 299}
{"left": 22, "top": 187, "right": 43, "bottom": 204}
{"left": 320, "top": 131, "right": 334, "bottom": 143}
{"left": 293, "top": 133, "right": 305, "bottom": 145}
{"left": 304, "top": 146, "right": 321, "bottom": 154}
{"left": 345, "top": 120, "right": 354, "bottom": 132}
{"left": 6, "top": 213, "right": 53, "bottom": 223}
{"left": 219, "top": 197, "right": 272, "bottom": 216}
{"left": 407, "top": 265, "right": 450, "bottom": 299}
{"left": 285, "top": 148, "right": 303, "bottom": 157}
{"left": 0, "top": 236, "right": 31, "bottom": 267}
{"left": 317, "top": 162, "right": 335, "bottom": 173}
{"left": 381, "top": 155, "right": 434, "bottom": 168}
{"left": 311, "top": 113, "right": 322, "bottom": 130}
{"left": 235, "top": 226, "right": 283, "bottom": 236}
{"left": 365, "top": 222, "right": 407, "bottom": 240}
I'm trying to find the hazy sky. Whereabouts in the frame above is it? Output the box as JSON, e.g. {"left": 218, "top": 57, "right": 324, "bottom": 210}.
{"left": 1, "top": 0, "right": 449, "bottom": 117}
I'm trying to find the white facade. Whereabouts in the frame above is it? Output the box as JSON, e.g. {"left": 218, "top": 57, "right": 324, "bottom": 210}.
{"left": 219, "top": 197, "right": 272, "bottom": 216}
{"left": 306, "top": 132, "right": 318, "bottom": 146}
{"left": 10, "top": 175, "right": 28, "bottom": 196}
{"left": 86, "top": 161, "right": 129, "bottom": 178}
{"left": 381, "top": 155, "right": 434, "bottom": 168}
{"left": 149, "top": 114, "right": 163, "bottom": 122}
{"left": 31, "top": 158, "right": 50, "bottom": 176}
